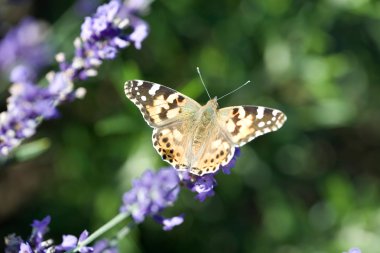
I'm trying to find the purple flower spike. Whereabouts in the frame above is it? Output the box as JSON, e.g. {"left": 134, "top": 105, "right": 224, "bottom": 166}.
{"left": 1, "top": 0, "right": 152, "bottom": 157}
{"left": 6, "top": 216, "right": 98, "bottom": 253}
{"left": 120, "top": 168, "right": 180, "bottom": 224}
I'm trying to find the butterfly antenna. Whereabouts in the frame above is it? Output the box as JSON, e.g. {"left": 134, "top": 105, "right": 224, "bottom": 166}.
{"left": 217, "top": 80, "right": 251, "bottom": 101}
{"left": 196, "top": 67, "right": 212, "bottom": 100}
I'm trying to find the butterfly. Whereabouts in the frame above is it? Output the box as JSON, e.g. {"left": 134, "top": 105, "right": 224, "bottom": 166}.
{"left": 124, "top": 80, "right": 287, "bottom": 176}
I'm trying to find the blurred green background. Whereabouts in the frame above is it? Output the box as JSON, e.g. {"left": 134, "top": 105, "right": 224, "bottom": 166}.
{"left": 1, "top": 0, "right": 380, "bottom": 252}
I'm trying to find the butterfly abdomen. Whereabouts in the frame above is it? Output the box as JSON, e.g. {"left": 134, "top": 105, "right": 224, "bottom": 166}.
{"left": 189, "top": 101, "right": 218, "bottom": 159}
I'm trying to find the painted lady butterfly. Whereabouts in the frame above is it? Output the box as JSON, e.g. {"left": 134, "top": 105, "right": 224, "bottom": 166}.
{"left": 124, "top": 80, "right": 286, "bottom": 176}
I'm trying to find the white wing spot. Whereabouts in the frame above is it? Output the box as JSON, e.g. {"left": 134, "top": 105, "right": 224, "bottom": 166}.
{"left": 272, "top": 110, "right": 279, "bottom": 116}
{"left": 134, "top": 87, "right": 138, "bottom": 91}
{"left": 167, "top": 107, "right": 180, "bottom": 118}
{"left": 167, "top": 93, "right": 178, "bottom": 103}
{"left": 238, "top": 107, "right": 246, "bottom": 119}
{"left": 255, "top": 130, "right": 263, "bottom": 136}
{"left": 226, "top": 120, "right": 236, "bottom": 132}
{"left": 276, "top": 121, "right": 283, "bottom": 128}
{"left": 212, "top": 139, "right": 222, "bottom": 149}
{"left": 263, "top": 128, "right": 271, "bottom": 133}
{"left": 148, "top": 84, "right": 160, "bottom": 95}
{"left": 141, "top": 96, "right": 146, "bottom": 101}
{"left": 266, "top": 120, "right": 272, "bottom": 125}
{"left": 256, "top": 107, "right": 265, "bottom": 119}
{"left": 137, "top": 80, "right": 144, "bottom": 86}
{"left": 258, "top": 121, "right": 265, "bottom": 128}
{"left": 173, "top": 129, "right": 183, "bottom": 141}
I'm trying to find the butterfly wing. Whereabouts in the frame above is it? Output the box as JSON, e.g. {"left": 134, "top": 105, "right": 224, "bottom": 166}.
{"left": 124, "top": 80, "right": 201, "bottom": 127}
{"left": 190, "top": 129, "right": 236, "bottom": 176}
{"left": 152, "top": 120, "right": 236, "bottom": 176}
{"left": 217, "top": 106, "right": 287, "bottom": 146}
{"left": 151, "top": 122, "right": 192, "bottom": 171}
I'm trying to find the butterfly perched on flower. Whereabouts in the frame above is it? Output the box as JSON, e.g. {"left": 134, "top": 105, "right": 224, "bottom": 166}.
{"left": 124, "top": 80, "right": 287, "bottom": 176}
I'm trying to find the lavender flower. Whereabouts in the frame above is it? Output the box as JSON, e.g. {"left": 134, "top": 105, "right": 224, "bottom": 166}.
{"left": 0, "top": 17, "right": 51, "bottom": 82}
{"left": 19, "top": 243, "right": 33, "bottom": 253}
{"left": 179, "top": 147, "right": 241, "bottom": 202}
{"left": 75, "top": 0, "right": 101, "bottom": 16}
{"left": 29, "top": 216, "right": 51, "bottom": 251}
{"left": 120, "top": 168, "right": 181, "bottom": 228}
{"left": 55, "top": 230, "right": 93, "bottom": 253}
{"left": 153, "top": 214, "right": 184, "bottom": 231}
{"left": 92, "top": 240, "right": 118, "bottom": 253}
{"left": 59, "top": 0, "right": 149, "bottom": 81}
{"left": 4, "top": 216, "right": 94, "bottom": 253}
{"left": 0, "top": 0, "right": 152, "bottom": 157}
{"left": 119, "top": 148, "right": 241, "bottom": 230}
{"left": 221, "top": 147, "right": 240, "bottom": 174}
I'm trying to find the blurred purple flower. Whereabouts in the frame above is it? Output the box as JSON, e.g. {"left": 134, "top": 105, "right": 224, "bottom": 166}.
{"left": 120, "top": 168, "right": 180, "bottom": 226}
{"left": 10, "top": 65, "right": 36, "bottom": 83}
{"left": 123, "top": 0, "right": 153, "bottom": 13}
{"left": 19, "top": 243, "right": 33, "bottom": 253}
{"left": 30, "top": 216, "right": 51, "bottom": 250}
{"left": 5, "top": 216, "right": 98, "bottom": 253}
{"left": 178, "top": 148, "right": 241, "bottom": 201}
{"left": 221, "top": 147, "right": 240, "bottom": 174}
{"left": 56, "top": 230, "right": 93, "bottom": 253}
{"left": 0, "top": 0, "right": 152, "bottom": 157}
{"left": 153, "top": 214, "right": 184, "bottom": 231}
{"left": 5, "top": 216, "right": 54, "bottom": 253}
{"left": 343, "top": 248, "right": 361, "bottom": 253}
{"left": 0, "top": 17, "right": 51, "bottom": 81}
{"left": 192, "top": 174, "right": 216, "bottom": 202}
{"left": 75, "top": 0, "right": 101, "bottom": 16}
{"left": 92, "top": 240, "right": 118, "bottom": 253}
{"left": 4, "top": 234, "right": 24, "bottom": 253}
{"left": 129, "top": 18, "right": 148, "bottom": 49}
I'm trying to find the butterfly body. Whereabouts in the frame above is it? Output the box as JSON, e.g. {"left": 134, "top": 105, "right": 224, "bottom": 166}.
{"left": 124, "top": 80, "right": 287, "bottom": 176}
{"left": 192, "top": 98, "right": 218, "bottom": 147}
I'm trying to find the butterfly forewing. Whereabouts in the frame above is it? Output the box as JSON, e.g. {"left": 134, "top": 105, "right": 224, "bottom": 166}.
{"left": 218, "top": 106, "right": 287, "bottom": 146}
{"left": 124, "top": 80, "right": 200, "bottom": 127}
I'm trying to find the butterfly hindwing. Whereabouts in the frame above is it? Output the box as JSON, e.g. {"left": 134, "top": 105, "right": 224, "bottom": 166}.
{"left": 152, "top": 123, "right": 190, "bottom": 171}
{"left": 190, "top": 130, "right": 236, "bottom": 175}
{"left": 218, "top": 106, "right": 287, "bottom": 146}
{"left": 124, "top": 80, "right": 201, "bottom": 127}
{"left": 152, "top": 121, "right": 236, "bottom": 176}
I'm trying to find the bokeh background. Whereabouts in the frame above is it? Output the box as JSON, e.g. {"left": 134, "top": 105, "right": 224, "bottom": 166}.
{"left": 1, "top": 0, "right": 380, "bottom": 252}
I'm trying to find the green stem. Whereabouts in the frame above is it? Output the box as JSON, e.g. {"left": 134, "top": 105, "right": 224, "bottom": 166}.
{"left": 73, "top": 212, "right": 129, "bottom": 252}
{"left": 116, "top": 222, "right": 136, "bottom": 241}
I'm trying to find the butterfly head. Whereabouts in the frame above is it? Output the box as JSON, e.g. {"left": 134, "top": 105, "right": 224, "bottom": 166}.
{"left": 205, "top": 97, "right": 219, "bottom": 110}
